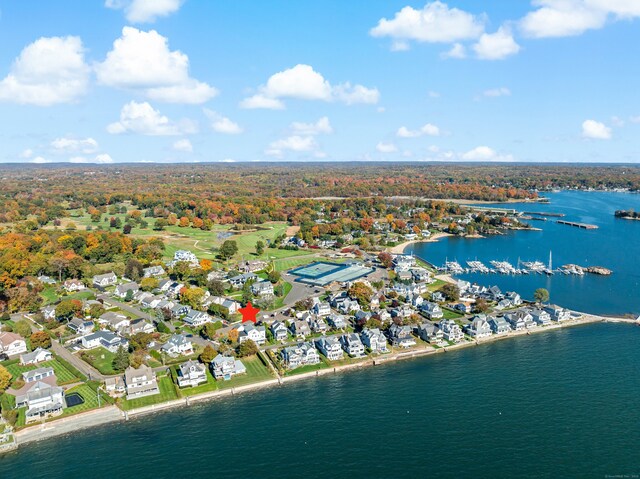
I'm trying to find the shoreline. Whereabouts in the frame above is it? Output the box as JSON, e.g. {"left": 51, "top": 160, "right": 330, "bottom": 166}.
{"left": 388, "top": 232, "right": 452, "bottom": 254}
{"left": 9, "top": 312, "right": 637, "bottom": 450}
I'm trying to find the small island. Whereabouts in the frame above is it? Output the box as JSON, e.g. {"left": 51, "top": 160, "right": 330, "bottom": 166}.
{"left": 614, "top": 210, "right": 640, "bottom": 220}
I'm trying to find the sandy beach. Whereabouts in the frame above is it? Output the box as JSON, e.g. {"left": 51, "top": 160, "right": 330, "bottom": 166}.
{"left": 388, "top": 232, "right": 453, "bottom": 254}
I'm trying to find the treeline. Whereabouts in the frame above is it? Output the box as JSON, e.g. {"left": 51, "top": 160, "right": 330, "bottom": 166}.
{"left": 614, "top": 209, "right": 640, "bottom": 219}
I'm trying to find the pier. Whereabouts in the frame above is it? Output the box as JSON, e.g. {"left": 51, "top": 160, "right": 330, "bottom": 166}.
{"left": 556, "top": 220, "right": 599, "bottom": 229}
{"left": 523, "top": 211, "right": 565, "bottom": 217}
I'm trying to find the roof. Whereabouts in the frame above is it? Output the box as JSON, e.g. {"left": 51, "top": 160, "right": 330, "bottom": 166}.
{"left": 0, "top": 331, "right": 25, "bottom": 347}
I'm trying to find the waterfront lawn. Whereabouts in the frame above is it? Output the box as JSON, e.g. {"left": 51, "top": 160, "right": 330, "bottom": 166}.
{"left": 60, "top": 382, "right": 113, "bottom": 417}
{"left": 5, "top": 358, "right": 83, "bottom": 386}
{"left": 426, "top": 279, "right": 447, "bottom": 292}
{"left": 79, "top": 347, "right": 118, "bottom": 376}
{"left": 217, "top": 355, "right": 273, "bottom": 389}
{"left": 120, "top": 375, "right": 179, "bottom": 411}
{"left": 179, "top": 369, "right": 219, "bottom": 397}
{"left": 284, "top": 359, "right": 330, "bottom": 377}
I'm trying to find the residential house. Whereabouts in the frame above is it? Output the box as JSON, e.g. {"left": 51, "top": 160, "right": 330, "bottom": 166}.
{"left": 173, "top": 250, "right": 198, "bottom": 264}
{"left": 23, "top": 367, "right": 55, "bottom": 383}
{"left": 115, "top": 282, "right": 139, "bottom": 299}
{"left": 270, "top": 321, "right": 288, "bottom": 342}
{"left": 453, "top": 303, "right": 472, "bottom": 314}
{"left": 421, "top": 302, "right": 444, "bottom": 320}
{"left": 290, "top": 320, "right": 311, "bottom": 339}
{"left": 143, "top": 265, "right": 166, "bottom": 278}
{"left": 530, "top": 309, "right": 552, "bottom": 326}
{"left": 315, "top": 337, "right": 344, "bottom": 361}
{"left": 81, "top": 331, "right": 129, "bottom": 353}
{"left": 251, "top": 280, "right": 274, "bottom": 297}
{"left": 20, "top": 347, "right": 53, "bottom": 366}
{"left": 464, "top": 315, "right": 493, "bottom": 339}
{"left": 340, "top": 333, "right": 365, "bottom": 357}
{"left": 211, "top": 355, "right": 246, "bottom": 380}
{"left": 92, "top": 272, "right": 117, "bottom": 288}
{"left": 312, "top": 301, "right": 332, "bottom": 317}
{"left": 238, "top": 322, "right": 266, "bottom": 346}
{"left": 327, "top": 314, "right": 347, "bottom": 330}
{"left": 161, "top": 334, "right": 193, "bottom": 357}
{"left": 177, "top": 360, "right": 207, "bottom": 388}
{"left": 208, "top": 296, "right": 240, "bottom": 315}
{"left": 0, "top": 332, "right": 28, "bottom": 356}
{"left": 415, "top": 322, "right": 445, "bottom": 346}
{"left": 504, "top": 313, "right": 526, "bottom": 331}
{"left": 544, "top": 305, "right": 571, "bottom": 322}
{"left": 37, "top": 275, "right": 57, "bottom": 285}
{"left": 125, "top": 365, "right": 160, "bottom": 399}
{"left": 41, "top": 305, "right": 56, "bottom": 320}
{"left": 239, "top": 260, "right": 268, "bottom": 273}
{"left": 431, "top": 291, "right": 446, "bottom": 303}
{"left": 183, "top": 309, "right": 212, "bottom": 327}
{"left": 488, "top": 316, "right": 511, "bottom": 335}
{"left": 438, "top": 320, "right": 464, "bottom": 343}
{"left": 228, "top": 273, "right": 258, "bottom": 289}
{"left": 63, "top": 279, "right": 85, "bottom": 292}
{"left": 15, "top": 380, "right": 65, "bottom": 422}
{"left": 281, "top": 342, "right": 320, "bottom": 369}
{"left": 388, "top": 324, "right": 417, "bottom": 348}
{"left": 140, "top": 295, "right": 163, "bottom": 309}
{"left": 310, "top": 317, "right": 328, "bottom": 334}
{"left": 506, "top": 291, "right": 523, "bottom": 306}
{"left": 128, "top": 319, "right": 156, "bottom": 336}
{"left": 360, "top": 328, "right": 388, "bottom": 353}
{"left": 104, "top": 376, "right": 126, "bottom": 395}
{"left": 99, "top": 312, "right": 130, "bottom": 332}
{"left": 67, "top": 318, "right": 94, "bottom": 335}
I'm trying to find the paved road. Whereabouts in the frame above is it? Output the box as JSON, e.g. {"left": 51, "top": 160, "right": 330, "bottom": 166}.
{"left": 98, "top": 294, "right": 175, "bottom": 332}
{"left": 51, "top": 340, "right": 108, "bottom": 380}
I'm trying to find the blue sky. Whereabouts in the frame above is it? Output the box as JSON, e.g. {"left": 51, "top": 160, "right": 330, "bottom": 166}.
{"left": 0, "top": 0, "right": 639, "bottom": 164}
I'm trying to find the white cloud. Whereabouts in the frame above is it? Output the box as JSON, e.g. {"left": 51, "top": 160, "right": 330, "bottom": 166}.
{"left": 20, "top": 149, "right": 34, "bottom": 159}
{"left": 611, "top": 116, "right": 625, "bottom": 127}
{"left": 391, "top": 41, "right": 410, "bottom": 51}
{"left": 441, "top": 43, "right": 466, "bottom": 59}
{"left": 630, "top": 116, "right": 640, "bottom": 123}
{"left": 95, "top": 27, "right": 217, "bottom": 104}
{"left": 265, "top": 135, "right": 319, "bottom": 158}
{"left": 370, "top": 1, "right": 485, "bottom": 46}
{"left": 582, "top": 119, "right": 612, "bottom": 139}
{"left": 108, "top": 100, "right": 196, "bottom": 136}
{"left": 106, "top": 0, "right": 184, "bottom": 23}
{"left": 204, "top": 109, "right": 244, "bottom": 134}
{"left": 397, "top": 123, "right": 441, "bottom": 138}
{"left": 69, "top": 154, "right": 115, "bottom": 164}
{"left": 473, "top": 26, "right": 521, "bottom": 60}
{"left": 520, "top": 0, "right": 607, "bottom": 38}
{"left": 31, "top": 156, "right": 50, "bottom": 164}
{"left": 172, "top": 139, "right": 193, "bottom": 152}
{"left": 240, "top": 64, "right": 378, "bottom": 109}
{"left": 51, "top": 137, "right": 99, "bottom": 154}
{"left": 0, "top": 36, "right": 89, "bottom": 106}
{"left": 290, "top": 117, "right": 333, "bottom": 136}
{"left": 428, "top": 90, "right": 441, "bottom": 98}
{"left": 376, "top": 142, "right": 398, "bottom": 153}
{"left": 483, "top": 87, "right": 511, "bottom": 97}
{"left": 462, "top": 146, "right": 514, "bottom": 161}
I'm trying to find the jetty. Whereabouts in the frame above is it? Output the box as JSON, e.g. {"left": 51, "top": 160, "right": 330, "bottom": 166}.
{"left": 523, "top": 211, "right": 565, "bottom": 217}
{"left": 556, "top": 220, "right": 598, "bottom": 229}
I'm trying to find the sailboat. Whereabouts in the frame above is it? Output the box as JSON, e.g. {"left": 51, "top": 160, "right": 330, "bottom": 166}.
{"left": 544, "top": 251, "right": 554, "bottom": 275}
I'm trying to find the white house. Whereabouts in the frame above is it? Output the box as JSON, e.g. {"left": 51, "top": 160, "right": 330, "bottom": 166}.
{"left": 183, "top": 309, "right": 212, "bottom": 327}
{"left": 281, "top": 342, "right": 320, "bottom": 369}
{"left": 81, "top": 331, "right": 129, "bottom": 353}
{"left": 143, "top": 265, "right": 166, "bottom": 278}
{"left": 92, "top": 272, "right": 117, "bottom": 288}
{"left": 20, "top": 347, "right": 53, "bottom": 365}
{"left": 211, "top": 355, "right": 246, "bottom": 380}
{"left": 464, "top": 315, "right": 493, "bottom": 339}
{"left": 530, "top": 309, "right": 552, "bottom": 326}
{"left": 161, "top": 334, "right": 193, "bottom": 356}
{"left": 115, "top": 282, "right": 139, "bottom": 299}
{"left": 415, "top": 322, "right": 445, "bottom": 346}
{"left": 421, "top": 301, "right": 444, "bottom": 320}
{"left": 99, "top": 312, "right": 130, "bottom": 332}
{"left": 63, "top": 279, "right": 85, "bottom": 292}
{"left": 177, "top": 360, "right": 207, "bottom": 388}
{"left": 124, "top": 365, "right": 160, "bottom": 399}
{"left": 340, "top": 333, "right": 365, "bottom": 357}
{"left": 238, "top": 322, "right": 266, "bottom": 345}
{"left": 251, "top": 280, "right": 274, "bottom": 297}
{"left": 544, "top": 305, "right": 571, "bottom": 322}
{"left": 488, "top": 316, "right": 511, "bottom": 335}
{"left": 438, "top": 319, "right": 464, "bottom": 343}
{"left": 15, "top": 380, "right": 65, "bottom": 423}
{"left": 315, "top": 337, "right": 343, "bottom": 361}
{"left": 270, "top": 321, "right": 288, "bottom": 342}
{"left": 0, "top": 332, "right": 28, "bottom": 356}
{"left": 360, "top": 328, "right": 388, "bottom": 353}
{"left": 173, "top": 250, "right": 198, "bottom": 264}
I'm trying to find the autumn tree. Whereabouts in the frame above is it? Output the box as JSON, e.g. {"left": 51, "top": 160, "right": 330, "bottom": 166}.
{"left": 440, "top": 283, "right": 460, "bottom": 301}
{"left": 475, "top": 298, "right": 489, "bottom": 313}
{"left": 30, "top": 330, "right": 52, "bottom": 349}
{"left": 180, "top": 287, "right": 206, "bottom": 309}
{"left": 124, "top": 258, "right": 144, "bottom": 281}
{"left": 378, "top": 252, "right": 393, "bottom": 269}
{"left": 348, "top": 282, "right": 374, "bottom": 307}
{"left": 237, "top": 340, "right": 259, "bottom": 357}
{"left": 140, "top": 277, "right": 159, "bottom": 291}
{"left": 0, "top": 365, "right": 11, "bottom": 392}
{"left": 227, "top": 328, "right": 239, "bottom": 343}
{"left": 200, "top": 344, "right": 217, "bottom": 363}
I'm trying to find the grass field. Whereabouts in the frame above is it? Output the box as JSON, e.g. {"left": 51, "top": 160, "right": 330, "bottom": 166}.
{"left": 178, "top": 368, "right": 218, "bottom": 397}
{"left": 216, "top": 355, "right": 274, "bottom": 389}
{"left": 442, "top": 308, "right": 464, "bottom": 320}
{"left": 284, "top": 359, "right": 330, "bottom": 376}
{"left": 60, "top": 382, "right": 113, "bottom": 417}
{"left": 5, "top": 358, "right": 83, "bottom": 386}
{"left": 120, "top": 375, "right": 179, "bottom": 410}
{"left": 78, "top": 348, "right": 118, "bottom": 375}
{"left": 273, "top": 255, "right": 318, "bottom": 272}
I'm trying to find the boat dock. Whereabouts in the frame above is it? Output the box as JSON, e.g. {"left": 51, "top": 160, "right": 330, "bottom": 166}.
{"left": 556, "top": 220, "right": 599, "bottom": 229}
{"left": 523, "top": 211, "right": 565, "bottom": 217}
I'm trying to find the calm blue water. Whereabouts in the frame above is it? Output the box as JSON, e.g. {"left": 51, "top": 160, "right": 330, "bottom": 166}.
{"left": 1, "top": 323, "right": 639, "bottom": 478}
{"left": 409, "top": 191, "right": 640, "bottom": 315}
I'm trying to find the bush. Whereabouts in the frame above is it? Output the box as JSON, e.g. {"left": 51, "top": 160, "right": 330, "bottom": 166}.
{"left": 2, "top": 409, "right": 18, "bottom": 427}
{"left": 157, "top": 321, "right": 171, "bottom": 334}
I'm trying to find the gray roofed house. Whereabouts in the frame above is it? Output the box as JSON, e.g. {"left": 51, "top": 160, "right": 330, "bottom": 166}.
{"left": 143, "top": 265, "right": 166, "bottom": 278}
{"left": 183, "top": 309, "right": 212, "bottom": 327}
{"left": 281, "top": 342, "right": 320, "bottom": 369}
{"left": 415, "top": 322, "right": 445, "bottom": 345}
{"left": 420, "top": 301, "right": 444, "bottom": 320}
{"left": 250, "top": 280, "right": 274, "bottom": 297}
{"left": 360, "top": 328, "right": 388, "bottom": 353}
{"left": 327, "top": 314, "right": 347, "bottom": 330}
{"left": 81, "top": 330, "right": 129, "bottom": 353}
{"left": 238, "top": 322, "right": 266, "bottom": 345}
{"left": 115, "top": 282, "right": 139, "bottom": 299}
{"left": 270, "top": 321, "right": 288, "bottom": 342}
{"left": 124, "top": 365, "right": 159, "bottom": 399}
{"left": 228, "top": 273, "right": 258, "bottom": 289}
{"left": 98, "top": 312, "right": 130, "bottom": 331}
{"left": 16, "top": 380, "right": 65, "bottom": 423}
{"left": 23, "top": 367, "right": 55, "bottom": 383}
{"left": 464, "top": 315, "right": 493, "bottom": 339}
{"left": 67, "top": 318, "right": 94, "bottom": 335}
{"left": 388, "top": 324, "right": 417, "bottom": 348}
{"left": 92, "top": 272, "right": 117, "bottom": 288}
{"left": 211, "top": 355, "right": 246, "bottom": 380}
{"left": 530, "top": 309, "right": 552, "bottom": 326}
{"left": 20, "top": 347, "right": 53, "bottom": 366}
{"left": 438, "top": 319, "right": 465, "bottom": 343}
{"left": 128, "top": 319, "right": 156, "bottom": 335}
{"left": 488, "top": 316, "right": 511, "bottom": 335}
{"left": 290, "top": 320, "right": 311, "bottom": 339}
{"left": 161, "top": 334, "right": 193, "bottom": 356}
{"left": 177, "top": 360, "right": 207, "bottom": 387}
{"left": 339, "top": 333, "right": 365, "bottom": 357}
{"left": 315, "top": 336, "right": 343, "bottom": 361}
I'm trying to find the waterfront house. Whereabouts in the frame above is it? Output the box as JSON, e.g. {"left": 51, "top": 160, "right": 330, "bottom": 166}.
{"left": 290, "top": 320, "right": 311, "bottom": 339}
{"left": 115, "top": 282, "right": 139, "bottom": 299}
{"left": 281, "top": 342, "right": 320, "bottom": 369}
{"left": 340, "top": 333, "right": 365, "bottom": 357}
{"left": 161, "top": 334, "right": 193, "bottom": 357}
{"left": 143, "top": 265, "right": 166, "bottom": 278}
{"left": 530, "top": 309, "right": 552, "bottom": 326}
{"left": 438, "top": 320, "right": 464, "bottom": 343}
{"left": 506, "top": 292, "right": 523, "bottom": 306}
{"left": 270, "top": 321, "right": 288, "bottom": 342}
{"left": 488, "top": 316, "right": 511, "bottom": 335}
{"left": 81, "top": 331, "right": 129, "bottom": 353}
{"left": 177, "top": 360, "right": 207, "bottom": 388}
{"left": 238, "top": 322, "right": 266, "bottom": 346}
{"left": 504, "top": 313, "right": 526, "bottom": 331}
{"left": 388, "top": 324, "right": 417, "bottom": 349}
{"left": 327, "top": 313, "right": 348, "bottom": 330}
{"left": 20, "top": 347, "right": 53, "bottom": 366}
{"left": 15, "top": 379, "right": 65, "bottom": 423}
{"left": 544, "top": 305, "right": 571, "bottom": 322}
{"left": 92, "top": 272, "right": 117, "bottom": 288}
{"left": 183, "top": 309, "right": 212, "bottom": 327}
{"left": 23, "top": 367, "right": 55, "bottom": 383}
{"left": 315, "top": 336, "right": 344, "bottom": 361}
{"left": 360, "top": 328, "right": 389, "bottom": 353}
{"left": 415, "top": 322, "right": 445, "bottom": 346}
{"left": 420, "top": 301, "right": 444, "bottom": 320}
{"left": 0, "top": 332, "right": 28, "bottom": 356}
{"left": 104, "top": 376, "right": 126, "bottom": 395}
{"left": 464, "top": 315, "right": 493, "bottom": 339}
{"left": 251, "top": 280, "right": 274, "bottom": 298}
{"left": 67, "top": 318, "right": 95, "bottom": 335}
{"left": 211, "top": 355, "right": 246, "bottom": 380}
{"left": 125, "top": 365, "right": 160, "bottom": 399}
{"left": 63, "top": 279, "right": 85, "bottom": 292}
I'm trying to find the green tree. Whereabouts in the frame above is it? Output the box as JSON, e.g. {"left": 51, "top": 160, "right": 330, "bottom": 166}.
{"left": 13, "top": 319, "right": 32, "bottom": 338}
{"left": 534, "top": 288, "right": 550, "bottom": 304}
{"left": 125, "top": 258, "right": 144, "bottom": 281}
{"left": 237, "top": 340, "right": 259, "bottom": 357}
{"left": 218, "top": 240, "right": 238, "bottom": 261}
{"left": 202, "top": 322, "right": 218, "bottom": 340}
{"left": 0, "top": 365, "right": 12, "bottom": 392}
{"left": 207, "top": 279, "right": 225, "bottom": 296}
{"left": 112, "top": 345, "right": 130, "bottom": 372}
{"left": 129, "top": 332, "right": 153, "bottom": 351}
{"left": 267, "top": 270, "right": 281, "bottom": 284}
{"left": 255, "top": 240, "right": 265, "bottom": 256}
{"left": 30, "top": 330, "right": 52, "bottom": 349}
{"left": 200, "top": 344, "right": 217, "bottom": 363}
{"left": 440, "top": 283, "right": 460, "bottom": 302}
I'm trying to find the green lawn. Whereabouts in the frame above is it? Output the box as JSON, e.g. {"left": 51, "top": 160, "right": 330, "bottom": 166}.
{"left": 60, "top": 382, "right": 113, "bottom": 417}
{"left": 442, "top": 308, "right": 464, "bottom": 320}
{"left": 284, "top": 359, "right": 330, "bottom": 376}
{"left": 427, "top": 279, "right": 448, "bottom": 292}
{"left": 5, "top": 358, "right": 83, "bottom": 386}
{"left": 178, "top": 368, "right": 219, "bottom": 397}
{"left": 40, "top": 286, "right": 59, "bottom": 304}
{"left": 216, "top": 355, "right": 274, "bottom": 389}
{"left": 265, "top": 281, "right": 292, "bottom": 311}
{"left": 273, "top": 255, "right": 318, "bottom": 272}
{"left": 120, "top": 375, "right": 179, "bottom": 410}
{"left": 64, "top": 290, "right": 96, "bottom": 301}
{"left": 78, "top": 348, "right": 118, "bottom": 375}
